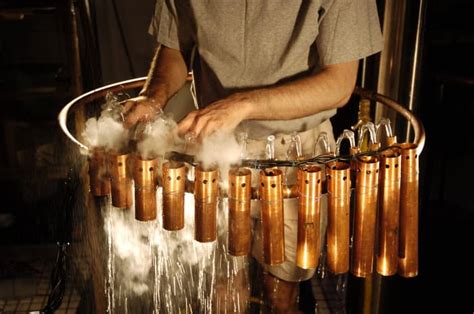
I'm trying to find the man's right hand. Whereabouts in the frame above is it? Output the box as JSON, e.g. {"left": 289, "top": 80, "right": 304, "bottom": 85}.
{"left": 122, "top": 95, "right": 162, "bottom": 128}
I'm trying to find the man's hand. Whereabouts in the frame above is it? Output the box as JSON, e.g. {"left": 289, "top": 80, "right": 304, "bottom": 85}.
{"left": 177, "top": 93, "right": 253, "bottom": 139}
{"left": 123, "top": 95, "right": 163, "bottom": 128}
{"left": 121, "top": 45, "right": 188, "bottom": 128}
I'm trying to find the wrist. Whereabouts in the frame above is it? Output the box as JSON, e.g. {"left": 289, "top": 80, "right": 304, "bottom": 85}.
{"left": 139, "top": 85, "right": 167, "bottom": 107}
{"left": 239, "top": 90, "right": 260, "bottom": 120}
{"left": 145, "top": 97, "right": 162, "bottom": 113}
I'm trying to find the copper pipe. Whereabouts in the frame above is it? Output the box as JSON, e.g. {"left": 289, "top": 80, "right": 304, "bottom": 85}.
{"left": 260, "top": 168, "right": 285, "bottom": 265}
{"left": 354, "top": 87, "right": 425, "bottom": 154}
{"left": 296, "top": 166, "right": 323, "bottom": 269}
{"left": 194, "top": 166, "right": 219, "bottom": 242}
{"left": 252, "top": 184, "right": 298, "bottom": 200}
{"left": 162, "top": 161, "right": 186, "bottom": 230}
{"left": 133, "top": 156, "right": 158, "bottom": 221}
{"left": 326, "top": 161, "right": 351, "bottom": 274}
{"left": 376, "top": 148, "right": 401, "bottom": 276}
{"left": 176, "top": 181, "right": 301, "bottom": 200}
{"left": 228, "top": 168, "right": 252, "bottom": 256}
{"left": 88, "top": 148, "right": 110, "bottom": 196}
{"left": 352, "top": 156, "right": 379, "bottom": 277}
{"left": 398, "top": 143, "right": 419, "bottom": 277}
{"left": 107, "top": 152, "right": 133, "bottom": 209}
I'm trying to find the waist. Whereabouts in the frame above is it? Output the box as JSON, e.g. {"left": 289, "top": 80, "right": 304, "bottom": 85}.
{"left": 243, "top": 119, "right": 335, "bottom": 160}
{"left": 235, "top": 109, "right": 336, "bottom": 141}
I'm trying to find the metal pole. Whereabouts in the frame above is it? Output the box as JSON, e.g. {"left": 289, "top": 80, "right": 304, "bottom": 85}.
{"left": 405, "top": 0, "right": 427, "bottom": 142}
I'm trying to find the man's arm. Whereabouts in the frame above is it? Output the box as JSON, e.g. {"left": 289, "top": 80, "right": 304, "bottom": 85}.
{"left": 123, "top": 45, "right": 188, "bottom": 127}
{"left": 178, "top": 60, "right": 358, "bottom": 138}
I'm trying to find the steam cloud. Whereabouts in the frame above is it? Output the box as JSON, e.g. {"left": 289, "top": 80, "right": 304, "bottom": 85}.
{"left": 82, "top": 93, "right": 130, "bottom": 153}
{"left": 82, "top": 116, "right": 129, "bottom": 152}
{"left": 196, "top": 132, "right": 242, "bottom": 189}
{"left": 105, "top": 190, "right": 217, "bottom": 298}
{"left": 136, "top": 115, "right": 181, "bottom": 159}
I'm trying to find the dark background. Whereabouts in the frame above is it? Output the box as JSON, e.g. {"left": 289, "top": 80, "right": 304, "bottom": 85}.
{"left": 0, "top": 0, "right": 473, "bottom": 313}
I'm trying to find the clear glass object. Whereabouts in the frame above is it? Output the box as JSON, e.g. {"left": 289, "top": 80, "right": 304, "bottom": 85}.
{"left": 335, "top": 129, "right": 356, "bottom": 156}
{"left": 265, "top": 135, "right": 276, "bottom": 160}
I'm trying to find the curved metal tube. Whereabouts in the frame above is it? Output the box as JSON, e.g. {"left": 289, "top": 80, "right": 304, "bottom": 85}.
{"left": 58, "top": 77, "right": 146, "bottom": 151}
{"left": 354, "top": 87, "right": 426, "bottom": 154}
{"left": 58, "top": 79, "right": 425, "bottom": 155}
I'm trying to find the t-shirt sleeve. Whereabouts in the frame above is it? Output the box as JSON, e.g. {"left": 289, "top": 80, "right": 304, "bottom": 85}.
{"left": 148, "top": 0, "right": 194, "bottom": 55}
{"left": 316, "top": 0, "right": 383, "bottom": 66}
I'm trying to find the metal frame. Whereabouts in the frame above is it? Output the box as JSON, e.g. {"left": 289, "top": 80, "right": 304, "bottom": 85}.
{"left": 59, "top": 77, "right": 425, "bottom": 155}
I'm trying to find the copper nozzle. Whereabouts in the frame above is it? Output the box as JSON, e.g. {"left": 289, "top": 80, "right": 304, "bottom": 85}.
{"left": 387, "top": 136, "right": 397, "bottom": 146}
{"left": 107, "top": 152, "right": 133, "bottom": 209}
{"left": 88, "top": 148, "right": 111, "bottom": 196}
{"left": 376, "top": 148, "right": 401, "bottom": 276}
{"left": 370, "top": 142, "right": 381, "bottom": 151}
{"left": 398, "top": 143, "right": 419, "bottom": 277}
{"left": 162, "top": 161, "right": 186, "bottom": 230}
{"left": 326, "top": 161, "right": 351, "bottom": 274}
{"left": 228, "top": 168, "right": 252, "bottom": 256}
{"left": 352, "top": 156, "right": 379, "bottom": 277}
{"left": 133, "top": 156, "right": 159, "bottom": 221}
{"left": 260, "top": 168, "right": 285, "bottom": 265}
{"left": 194, "top": 166, "right": 218, "bottom": 242}
{"left": 349, "top": 147, "right": 360, "bottom": 156}
{"left": 296, "top": 165, "right": 323, "bottom": 269}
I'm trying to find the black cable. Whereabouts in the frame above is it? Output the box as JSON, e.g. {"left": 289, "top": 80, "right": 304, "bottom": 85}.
{"left": 166, "top": 149, "right": 383, "bottom": 170}
{"left": 41, "top": 242, "right": 70, "bottom": 314}
{"left": 40, "top": 164, "right": 78, "bottom": 313}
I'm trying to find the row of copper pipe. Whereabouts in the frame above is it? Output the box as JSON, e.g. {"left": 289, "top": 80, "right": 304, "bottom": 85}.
{"left": 88, "top": 150, "right": 182, "bottom": 224}
{"left": 88, "top": 144, "right": 419, "bottom": 276}
{"left": 347, "top": 142, "right": 419, "bottom": 278}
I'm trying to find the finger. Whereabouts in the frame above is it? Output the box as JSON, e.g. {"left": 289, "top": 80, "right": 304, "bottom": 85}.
{"left": 197, "top": 121, "right": 215, "bottom": 142}
{"left": 177, "top": 111, "right": 198, "bottom": 135}
{"left": 192, "top": 116, "right": 212, "bottom": 140}
{"left": 202, "top": 119, "right": 230, "bottom": 140}
{"left": 124, "top": 108, "right": 143, "bottom": 129}
{"left": 122, "top": 100, "right": 136, "bottom": 114}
